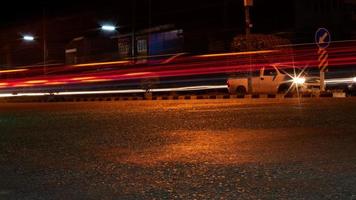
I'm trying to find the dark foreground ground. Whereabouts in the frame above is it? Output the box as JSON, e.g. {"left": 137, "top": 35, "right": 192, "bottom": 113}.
{"left": 0, "top": 98, "right": 356, "bottom": 199}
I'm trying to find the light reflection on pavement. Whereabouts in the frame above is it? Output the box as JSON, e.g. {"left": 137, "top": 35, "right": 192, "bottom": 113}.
{"left": 0, "top": 98, "right": 356, "bottom": 199}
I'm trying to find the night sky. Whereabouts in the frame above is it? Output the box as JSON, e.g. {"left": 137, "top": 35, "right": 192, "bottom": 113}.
{"left": 0, "top": 0, "right": 280, "bottom": 29}
{"left": 0, "top": 0, "right": 354, "bottom": 66}
{"left": 0, "top": 0, "right": 302, "bottom": 42}
{"left": 0, "top": 1, "right": 118, "bottom": 26}
{"left": 1, "top": 0, "right": 353, "bottom": 33}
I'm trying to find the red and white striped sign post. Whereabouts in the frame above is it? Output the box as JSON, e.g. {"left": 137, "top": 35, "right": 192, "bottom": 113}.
{"left": 315, "top": 28, "right": 331, "bottom": 92}
{"left": 318, "top": 48, "right": 328, "bottom": 91}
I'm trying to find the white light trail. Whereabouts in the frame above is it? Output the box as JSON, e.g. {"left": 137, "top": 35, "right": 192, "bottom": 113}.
{"left": 0, "top": 85, "right": 228, "bottom": 98}
{"left": 325, "top": 78, "right": 355, "bottom": 84}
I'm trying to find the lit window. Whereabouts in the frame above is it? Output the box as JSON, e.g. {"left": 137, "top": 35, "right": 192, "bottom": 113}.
{"left": 137, "top": 39, "right": 147, "bottom": 53}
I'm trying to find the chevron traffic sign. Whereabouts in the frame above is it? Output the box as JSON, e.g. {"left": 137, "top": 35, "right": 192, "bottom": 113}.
{"left": 315, "top": 28, "right": 331, "bottom": 49}
{"left": 315, "top": 28, "right": 331, "bottom": 72}
{"left": 315, "top": 28, "right": 331, "bottom": 92}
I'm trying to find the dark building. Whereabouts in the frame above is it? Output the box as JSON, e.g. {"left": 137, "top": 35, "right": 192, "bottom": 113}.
{"left": 65, "top": 25, "right": 184, "bottom": 64}
{"left": 65, "top": 35, "right": 118, "bottom": 64}
{"left": 117, "top": 25, "right": 184, "bottom": 59}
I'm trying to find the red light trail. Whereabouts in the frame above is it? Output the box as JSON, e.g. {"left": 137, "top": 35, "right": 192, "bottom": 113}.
{"left": 0, "top": 43, "right": 355, "bottom": 91}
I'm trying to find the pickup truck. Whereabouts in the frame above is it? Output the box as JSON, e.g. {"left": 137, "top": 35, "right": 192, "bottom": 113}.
{"left": 227, "top": 66, "right": 289, "bottom": 95}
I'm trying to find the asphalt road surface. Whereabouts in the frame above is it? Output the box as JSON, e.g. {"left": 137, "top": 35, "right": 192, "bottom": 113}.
{"left": 0, "top": 98, "right": 356, "bottom": 199}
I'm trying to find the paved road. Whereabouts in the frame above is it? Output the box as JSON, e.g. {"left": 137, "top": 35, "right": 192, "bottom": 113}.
{"left": 0, "top": 98, "right": 356, "bottom": 199}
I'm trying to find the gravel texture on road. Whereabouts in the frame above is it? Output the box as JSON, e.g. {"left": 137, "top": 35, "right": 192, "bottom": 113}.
{"left": 0, "top": 98, "right": 356, "bottom": 199}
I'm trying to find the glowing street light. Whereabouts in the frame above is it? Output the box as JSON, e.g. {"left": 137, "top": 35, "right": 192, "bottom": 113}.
{"left": 293, "top": 77, "right": 306, "bottom": 85}
{"left": 101, "top": 25, "right": 116, "bottom": 32}
{"left": 23, "top": 35, "right": 35, "bottom": 41}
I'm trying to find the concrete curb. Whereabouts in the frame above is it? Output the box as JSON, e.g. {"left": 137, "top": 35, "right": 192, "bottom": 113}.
{"left": 1, "top": 92, "right": 349, "bottom": 103}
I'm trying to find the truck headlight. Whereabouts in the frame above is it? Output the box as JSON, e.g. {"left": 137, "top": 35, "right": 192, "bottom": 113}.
{"left": 293, "top": 77, "right": 306, "bottom": 85}
{"left": 353, "top": 77, "right": 356, "bottom": 83}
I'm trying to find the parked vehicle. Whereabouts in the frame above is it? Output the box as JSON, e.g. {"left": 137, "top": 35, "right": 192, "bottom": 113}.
{"left": 227, "top": 66, "right": 289, "bottom": 96}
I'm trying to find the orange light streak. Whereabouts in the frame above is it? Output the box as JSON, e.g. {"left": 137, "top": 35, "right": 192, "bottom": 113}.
{"left": 196, "top": 50, "right": 279, "bottom": 58}
{"left": 45, "top": 81, "right": 67, "bottom": 85}
{"left": 81, "top": 78, "right": 112, "bottom": 83}
{"left": 71, "top": 77, "right": 96, "bottom": 81}
{"left": 0, "top": 69, "right": 28, "bottom": 73}
{"left": 73, "top": 61, "right": 130, "bottom": 67}
{"left": 24, "top": 80, "right": 48, "bottom": 84}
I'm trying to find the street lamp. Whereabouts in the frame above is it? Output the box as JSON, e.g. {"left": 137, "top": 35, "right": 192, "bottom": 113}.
{"left": 244, "top": 0, "right": 253, "bottom": 35}
{"left": 101, "top": 25, "right": 117, "bottom": 32}
{"left": 244, "top": 0, "right": 254, "bottom": 93}
{"left": 23, "top": 35, "right": 35, "bottom": 41}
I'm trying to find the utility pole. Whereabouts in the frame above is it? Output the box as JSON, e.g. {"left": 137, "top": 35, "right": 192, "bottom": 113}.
{"left": 43, "top": 8, "right": 48, "bottom": 76}
{"left": 244, "top": 0, "right": 253, "bottom": 36}
{"left": 131, "top": 0, "right": 136, "bottom": 61}
{"left": 149, "top": 0, "right": 152, "bottom": 30}
{"left": 244, "top": 0, "right": 254, "bottom": 93}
